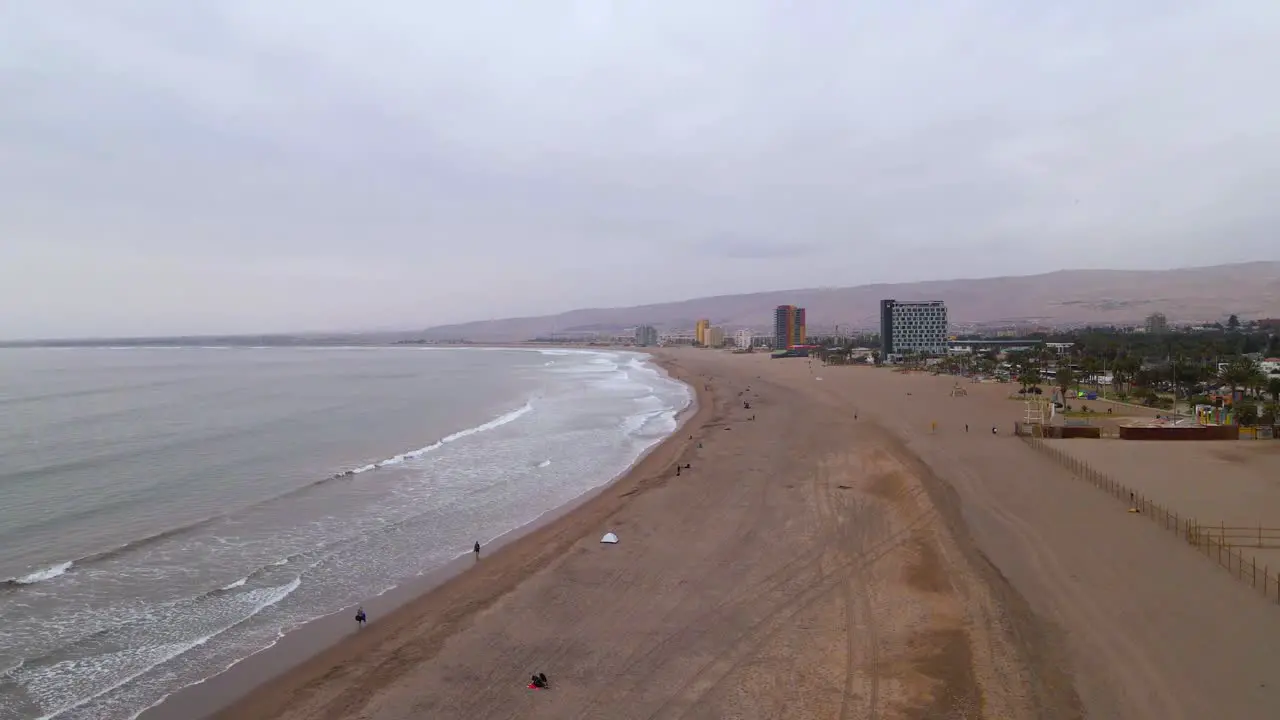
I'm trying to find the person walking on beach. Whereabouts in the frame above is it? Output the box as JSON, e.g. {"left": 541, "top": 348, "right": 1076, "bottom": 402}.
{"left": 474, "top": 541, "right": 481, "bottom": 559}
{"left": 355, "top": 606, "right": 367, "bottom": 627}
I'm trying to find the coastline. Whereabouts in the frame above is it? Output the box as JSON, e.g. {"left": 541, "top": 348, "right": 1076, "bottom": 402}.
{"left": 135, "top": 347, "right": 1280, "bottom": 719}
{"left": 141, "top": 351, "right": 706, "bottom": 720}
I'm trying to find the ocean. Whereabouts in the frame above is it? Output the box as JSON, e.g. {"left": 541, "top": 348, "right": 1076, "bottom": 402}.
{"left": 0, "top": 346, "right": 690, "bottom": 720}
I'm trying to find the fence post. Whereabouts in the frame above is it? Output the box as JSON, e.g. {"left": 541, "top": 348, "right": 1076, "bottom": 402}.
{"left": 1253, "top": 557, "right": 1257, "bottom": 588}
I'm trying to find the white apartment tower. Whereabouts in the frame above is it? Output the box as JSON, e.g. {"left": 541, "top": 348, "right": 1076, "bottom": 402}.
{"left": 880, "top": 299, "right": 949, "bottom": 357}
{"left": 734, "top": 329, "right": 753, "bottom": 349}
{"left": 634, "top": 325, "right": 659, "bottom": 347}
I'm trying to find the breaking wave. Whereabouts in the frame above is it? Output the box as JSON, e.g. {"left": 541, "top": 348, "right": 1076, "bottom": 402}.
{"left": 2, "top": 401, "right": 536, "bottom": 593}
{"left": 2, "top": 561, "right": 74, "bottom": 589}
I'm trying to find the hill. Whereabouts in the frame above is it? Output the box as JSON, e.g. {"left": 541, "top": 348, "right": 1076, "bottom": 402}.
{"left": 421, "top": 262, "right": 1280, "bottom": 341}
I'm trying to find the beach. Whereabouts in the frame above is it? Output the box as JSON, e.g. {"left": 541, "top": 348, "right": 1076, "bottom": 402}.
{"left": 0, "top": 346, "right": 690, "bottom": 719}
{"left": 199, "top": 348, "right": 1280, "bottom": 719}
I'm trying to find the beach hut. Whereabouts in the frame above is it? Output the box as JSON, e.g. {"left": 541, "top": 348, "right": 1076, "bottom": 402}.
{"left": 600, "top": 532, "right": 619, "bottom": 544}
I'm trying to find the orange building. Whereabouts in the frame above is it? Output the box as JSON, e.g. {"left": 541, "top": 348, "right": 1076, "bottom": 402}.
{"left": 773, "top": 305, "right": 806, "bottom": 349}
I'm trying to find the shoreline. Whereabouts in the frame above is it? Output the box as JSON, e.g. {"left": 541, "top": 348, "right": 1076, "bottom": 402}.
{"left": 141, "top": 351, "right": 706, "bottom": 720}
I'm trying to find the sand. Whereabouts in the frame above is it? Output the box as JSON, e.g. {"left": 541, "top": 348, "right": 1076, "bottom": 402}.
{"left": 206, "top": 349, "right": 1280, "bottom": 720}
{"left": 1042, "top": 434, "right": 1280, "bottom": 569}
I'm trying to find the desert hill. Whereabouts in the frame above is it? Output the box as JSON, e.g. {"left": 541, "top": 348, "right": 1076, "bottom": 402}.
{"left": 421, "top": 262, "right": 1280, "bottom": 341}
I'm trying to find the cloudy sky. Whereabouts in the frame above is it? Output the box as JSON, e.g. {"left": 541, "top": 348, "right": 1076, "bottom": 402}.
{"left": 2, "top": 1, "right": 1279, "bottom": 338}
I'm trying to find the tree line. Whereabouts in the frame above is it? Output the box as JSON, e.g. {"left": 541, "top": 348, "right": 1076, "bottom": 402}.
{"left": 814, "top": 323, "right": 1280, "bottom": 425}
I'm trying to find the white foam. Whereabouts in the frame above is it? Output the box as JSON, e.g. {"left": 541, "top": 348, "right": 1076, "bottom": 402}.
{"left": 350, "top": 401, "right": 534, "bottom": 474}
{"left": 219, "top": 578, "right": 247, "bottom": 591}
{"left": 8, "top": 348, "right": 689, "bottom": 720}
{"left": 126, "top": 626, "right": 290, "bottom": 720}
{"left": 9, "top": 561, "right": 73, "bottom": 585}
{"left": 27, "top": 577, "right": 302, "bottom": 720}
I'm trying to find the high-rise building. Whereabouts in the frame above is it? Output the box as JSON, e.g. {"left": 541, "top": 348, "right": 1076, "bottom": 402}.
{"left": 1144, "top": 312, "right": 1169, "bottom": 334}
{"left": 734, "top": 329, "right": 753, "bottom": 349}
{"left": 880, "top": 300, "right": 948, "bottom": 357}
{"left": 695, "top": 319, "right": 710, "bottom": 346}
{"left": 706, "top": 326, "right": 725, "bottom": 347}
{"left": 634, "top": 325, "right": 658, "bottom": 347}
{"left": 774, "top": 305, "right": 807, "bottom": 349}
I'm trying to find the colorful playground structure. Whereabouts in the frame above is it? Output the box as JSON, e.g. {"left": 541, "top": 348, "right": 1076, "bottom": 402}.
{"left": 1194, "top": 404, "right": 1235, "bottom": 426}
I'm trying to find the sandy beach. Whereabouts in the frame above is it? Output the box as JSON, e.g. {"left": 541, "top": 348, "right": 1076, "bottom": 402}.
{"left": 204, "top": 348, "right": 1280, "bottom": 719}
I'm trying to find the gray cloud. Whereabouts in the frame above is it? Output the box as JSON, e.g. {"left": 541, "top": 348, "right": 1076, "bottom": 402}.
{"left": 2, "top": 1, "right": 1280, "bottom": 338}
{"left": 700, "top": 234, "right": 819, "bottom": 260}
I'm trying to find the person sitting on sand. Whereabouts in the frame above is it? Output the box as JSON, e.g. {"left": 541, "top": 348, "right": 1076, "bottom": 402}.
{"left": 355, "top": 607, "right": 367, "bottom": 627}
{"left": 529, "top": 673, "right": 548, "bottom": 689}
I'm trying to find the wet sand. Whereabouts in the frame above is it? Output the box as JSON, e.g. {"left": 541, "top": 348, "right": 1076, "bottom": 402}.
{"left": 210, "top": 350, "right": 1280, "bottom": 719}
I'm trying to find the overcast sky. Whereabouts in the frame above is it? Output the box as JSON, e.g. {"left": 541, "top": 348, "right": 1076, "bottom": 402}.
{"left": 2, "top": 2, "right": 1279, "bottom": 338}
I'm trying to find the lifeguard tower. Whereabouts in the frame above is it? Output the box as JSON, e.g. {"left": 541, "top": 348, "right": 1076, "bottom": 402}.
{"left": 1022, "top": 395, "right": 1050, "bottom": 437}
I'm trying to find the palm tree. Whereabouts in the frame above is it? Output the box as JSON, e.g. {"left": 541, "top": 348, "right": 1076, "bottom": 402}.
{"left": 1269, "top": 376, "right": 1280, "bottom": 405}
{"left": 1218, "top": 357, "right": 1259, "bottom": 402}
{"left": 1237, "top": 403, "right": 1260, "bottom": 426}
{"left": 1056, "top": 366, "right": 1077, "bottom": 402}
{"left": 1112, "top": 355, "right": 1142, "bottom": 397}
{"left": 1022, "top": 367, "right": 1043, "bottom": 391}
{"left": 1171, "top": 356, "right": 1206, "bottom": 415}
{"left": 1247, "top": 367, "right": 1268, "bottom": 400}
{"left": 1080, "top": 356, "right": 1102, "bottom": 389}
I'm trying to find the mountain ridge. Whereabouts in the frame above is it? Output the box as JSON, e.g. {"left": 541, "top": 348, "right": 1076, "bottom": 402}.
{"left": 421, "top": 261, "right": 1280, "bottom": 340}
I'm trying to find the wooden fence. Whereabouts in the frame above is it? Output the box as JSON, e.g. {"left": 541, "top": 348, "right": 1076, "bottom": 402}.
{"left": 1022, "top": 436, "right": 1280, "bottom": 604}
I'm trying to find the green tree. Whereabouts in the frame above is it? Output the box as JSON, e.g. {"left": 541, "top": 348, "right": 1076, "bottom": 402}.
{"left": 1218, "top": 357, "right": 1259, "bottom": 401}
{"left": 1236, "top": 403, "right": 1259, "bottom": 426}
{"left": 1228, "top": 314, "right": 1241, "bottom": 331}
{"left": 1261, "top": 402, "right": 1279, "bottom": 427}
{"left": 1247, "top": 367, "right": 1268, "bottom": 399}
{"left": 1021, "top": 368, "right": 1043, "bottom": 390}
{"left": 1170, "top": 357, "right": 1207, "bottom": 414}
{"left": 1055, "top": 366, "right": 1077, "bottom": 399}
{"left": 1269, "top": 377, "right": 1280, "bottom": 405}
{"left": 1112, "top": 355, "right": 1142, "bottom": 397}
{"left": 1079, "top": 356, "right": 1102, "bottom": 388}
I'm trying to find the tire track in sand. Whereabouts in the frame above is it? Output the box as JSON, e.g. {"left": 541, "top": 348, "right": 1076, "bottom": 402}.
{"left": 644, "top": 475, "right": 936, "bottom": 720}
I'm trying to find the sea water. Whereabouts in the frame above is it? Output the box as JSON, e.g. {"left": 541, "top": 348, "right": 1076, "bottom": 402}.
{"left": 0, "top": 346, "right": 689, "bottom": 719}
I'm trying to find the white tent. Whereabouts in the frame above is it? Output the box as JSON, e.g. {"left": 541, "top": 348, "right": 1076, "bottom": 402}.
{"left": 600, "top": 532, "right": 619, "bottom": 544}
